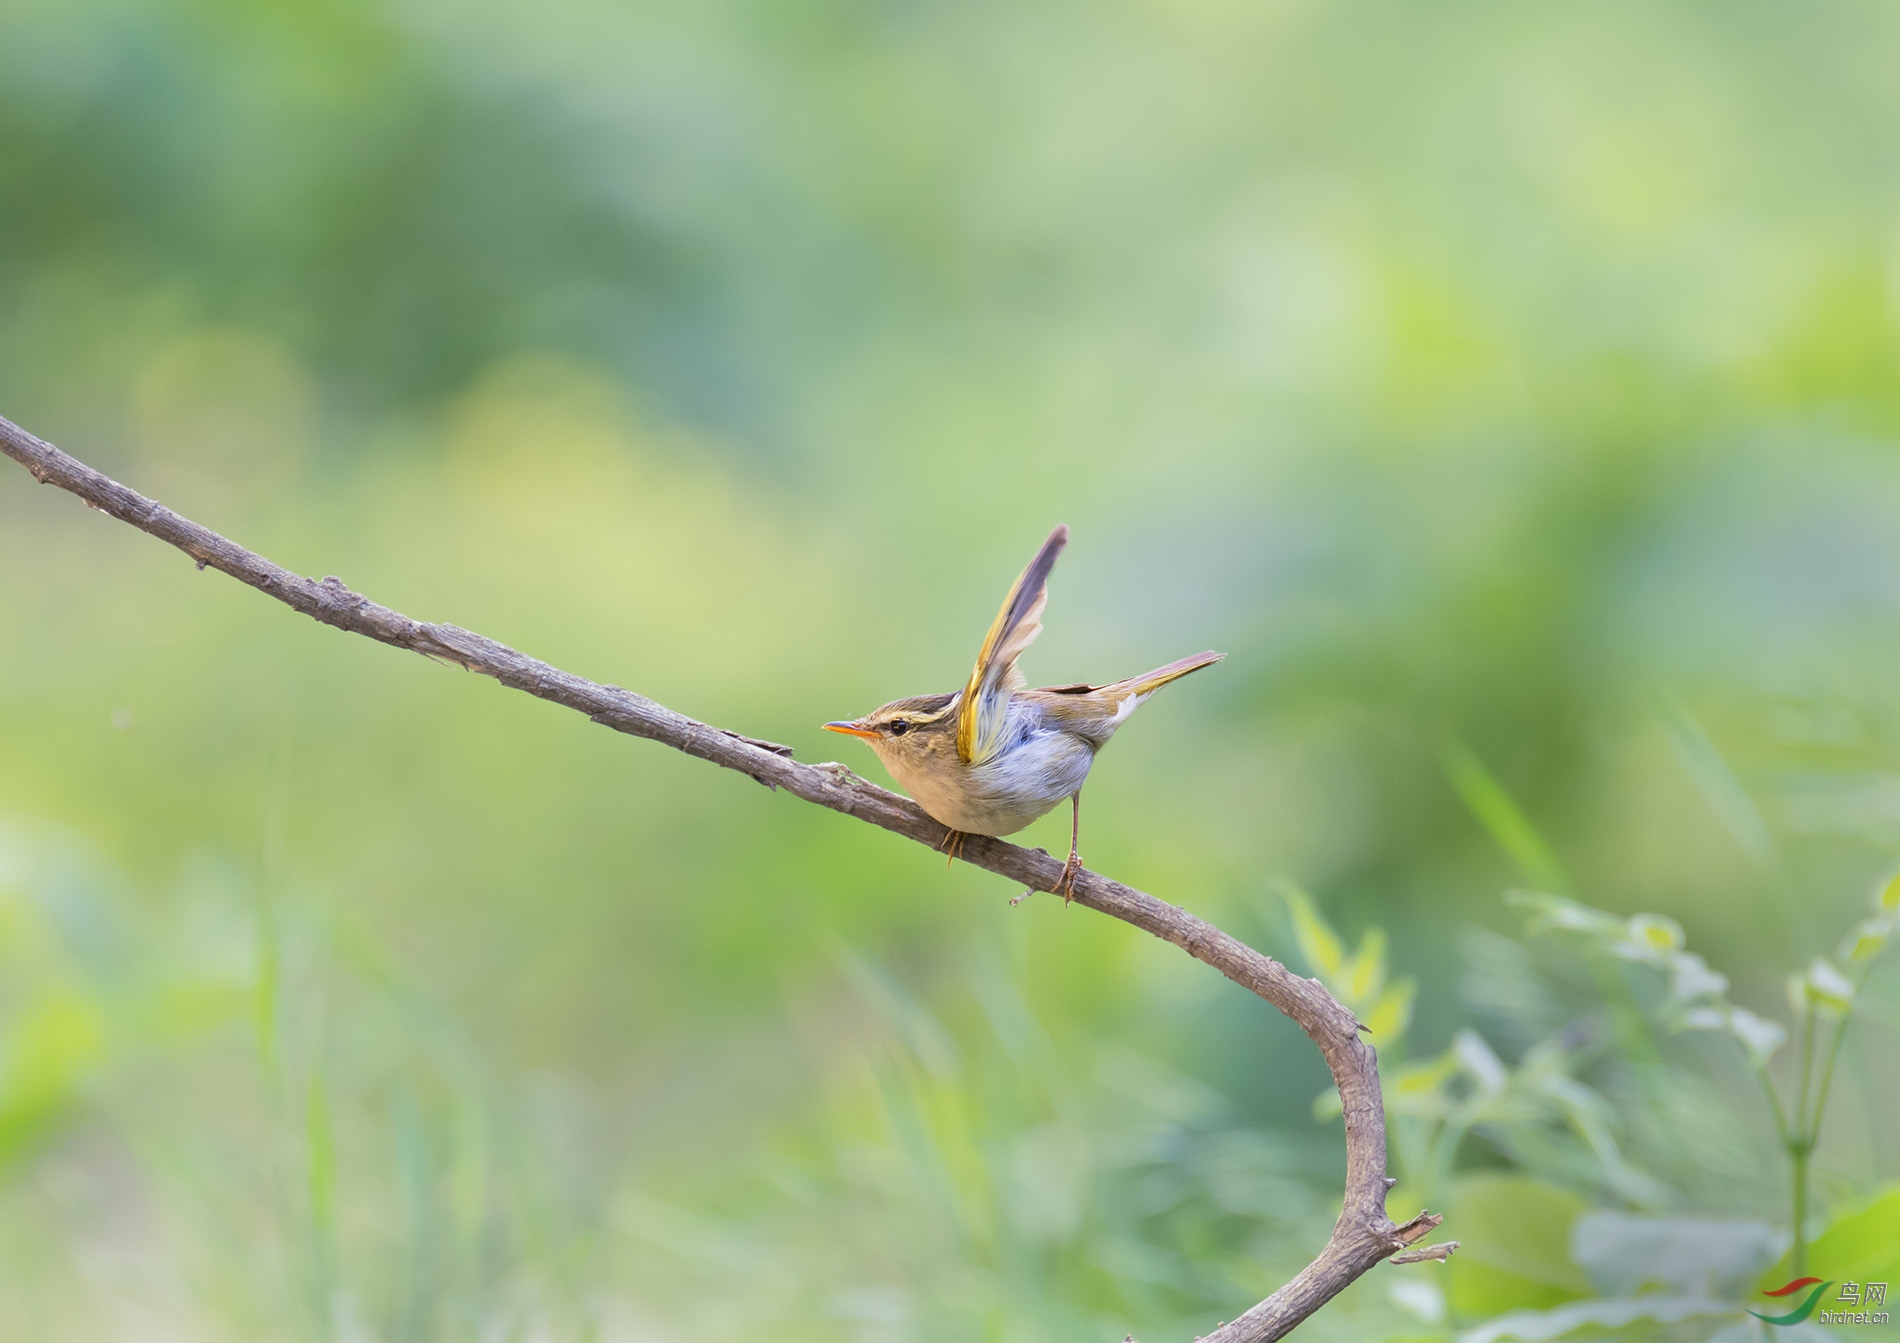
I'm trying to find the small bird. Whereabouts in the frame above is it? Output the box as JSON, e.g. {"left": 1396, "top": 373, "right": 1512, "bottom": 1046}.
{"left": 824, "top": 524, "right": 1222, "bottom": 902}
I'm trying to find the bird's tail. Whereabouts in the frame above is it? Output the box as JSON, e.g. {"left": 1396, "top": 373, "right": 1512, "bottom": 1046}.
{"left": 1105, "top": 650, "right": 1225, "bottom": 699}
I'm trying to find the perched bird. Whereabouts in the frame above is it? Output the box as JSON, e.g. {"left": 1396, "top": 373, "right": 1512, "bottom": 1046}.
{"left": 824, "top": 524, "right": 1222, "bottom": 901}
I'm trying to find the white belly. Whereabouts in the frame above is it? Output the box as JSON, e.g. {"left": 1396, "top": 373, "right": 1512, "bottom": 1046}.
{"left": 888, "top": 728, "right": 1095, "bottom": 836}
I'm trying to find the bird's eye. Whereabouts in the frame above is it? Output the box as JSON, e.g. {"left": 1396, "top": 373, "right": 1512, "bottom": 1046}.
{"left": 887, "top": 719, "right": 910, "bottom": 736}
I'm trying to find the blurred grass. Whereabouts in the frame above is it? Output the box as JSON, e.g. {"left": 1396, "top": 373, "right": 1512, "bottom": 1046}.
{"left": 4, "top": 0, "right": 1900, "bottom": 1338}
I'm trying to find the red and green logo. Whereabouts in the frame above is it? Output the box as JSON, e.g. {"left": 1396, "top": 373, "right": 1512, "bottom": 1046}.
{"left": 1749, "top": 1277, "right": 1831, "bottom": 1325}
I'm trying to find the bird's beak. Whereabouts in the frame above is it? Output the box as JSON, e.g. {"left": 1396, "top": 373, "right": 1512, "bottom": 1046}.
{"left": 823, "top": 720, "right": 879, "bottom": 740}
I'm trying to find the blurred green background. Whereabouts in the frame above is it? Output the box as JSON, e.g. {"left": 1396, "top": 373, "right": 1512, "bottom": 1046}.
{"left": 4, "top": 1, "right": 1900, "bottom": 1339}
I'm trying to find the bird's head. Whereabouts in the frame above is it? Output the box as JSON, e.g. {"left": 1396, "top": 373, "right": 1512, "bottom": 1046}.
{"left": 823, "top": 692, "right": 958, "bottom": 766}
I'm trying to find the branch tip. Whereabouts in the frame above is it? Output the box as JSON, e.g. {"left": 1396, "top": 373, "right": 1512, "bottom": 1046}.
{"left": 1390, "top": 1241, "right": 1459, "bottom": 1265}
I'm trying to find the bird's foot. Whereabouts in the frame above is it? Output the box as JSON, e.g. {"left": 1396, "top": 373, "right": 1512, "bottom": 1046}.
{"left": 937, "top": 828, "right": 969, "bottom": 867}
{"left": 1053, "top": 850, "right": 1083, "bottom": 905}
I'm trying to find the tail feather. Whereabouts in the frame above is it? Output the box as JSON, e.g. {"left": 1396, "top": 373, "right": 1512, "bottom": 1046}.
{"left": 1030, "top": 649, "right": 1224, "bottom": 746}
{"left": 1111, "top": 650, "right": 1225, "bottom": 699}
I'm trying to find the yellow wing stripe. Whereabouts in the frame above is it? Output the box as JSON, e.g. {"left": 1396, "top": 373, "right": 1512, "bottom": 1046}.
{"left": 957, "top": 524, "right": 1069, "bottom": 764}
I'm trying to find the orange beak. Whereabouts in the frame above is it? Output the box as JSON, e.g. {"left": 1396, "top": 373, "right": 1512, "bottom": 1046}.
{"left": 823, "top": 720, "right": 879, "bottom": 741}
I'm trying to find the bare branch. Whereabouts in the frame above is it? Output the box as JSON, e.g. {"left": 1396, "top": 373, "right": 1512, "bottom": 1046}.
{"left": 1390, "top": 1242, "right": 1460, "bottom": 1265}
{"left": 1, "top": 412, "right": 1446, "bottom": 1341}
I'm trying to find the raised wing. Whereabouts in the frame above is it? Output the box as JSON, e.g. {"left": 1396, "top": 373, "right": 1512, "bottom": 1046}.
{"left": 957, "top": 524, "right": 1068, "bottom": 764}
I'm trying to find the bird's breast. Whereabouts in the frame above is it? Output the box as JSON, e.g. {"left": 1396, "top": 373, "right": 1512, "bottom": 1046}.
{"left": 884, "top": 727, "right": 1094, "bottom": 837}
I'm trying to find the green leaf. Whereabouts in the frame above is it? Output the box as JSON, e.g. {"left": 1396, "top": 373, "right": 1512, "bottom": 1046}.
{"left": 1761, "top": 1180, "right": 1900, "bottom": 1289}
{"left": 1444, "top": 744, "right": 1570, "bottom": 892}
{"left": 1363, "top": 976, "right": 1417, "bottom": 1045}
{"left": 1452, "top": 1029, "right": 1507, "bottom": 1097}
{"left": 1278, "top": 882, "right": 1347, "bottom": 988}
{"left": 1343, "top": 926, "right": 1388, "bottom": 1006}
{"left": 1877, "top": 863, "right": 1900, "bottom": 913}
{"left": 1839, "top": 911, "right": 1896, "bottom": 965}
{"left": 0, "top": 994, "right": 106, "bottom": 1171}
{"left": 1571, "top": 1211, "right": 1780, "bottom": 1297}
{"left": 306, "top": 1073, "right": 335, "bottom": 1237}
{"left": 1443, "top": 1175, "right": 1591, "bottom": 1319}
{"left": 1460, "top": 1296, "right": 1742, "bottom": 1343}
{"left": 1388, "top": 1050, "right": 1463, "bottom": 1117}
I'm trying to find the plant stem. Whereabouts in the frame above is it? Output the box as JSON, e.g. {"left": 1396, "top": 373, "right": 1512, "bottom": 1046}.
{"left": 1788, "top": 1001, "right": 1817, "bottom": 1280}
{"left": 1808, "top": 1014, "right": 1850, "bottom": 1150}
{"left": 1792, "top": 959, "right": 1873, "bottom": 1278}
{"left": 1810, "top": 956, "right": 1880, "bottom": 1160}
{"left": 1793, "top": 1004, "right": 1816, "bottom": 1141}
{"left": 1791, "top": 1141, "right": 1811, "bottom": 1279}
{"left": 1753, "top": 1065, "right": 1789, "bottom": 1147}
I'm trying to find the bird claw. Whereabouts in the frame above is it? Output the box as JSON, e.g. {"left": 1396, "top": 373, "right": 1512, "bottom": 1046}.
{"left": 937, "top": 828, "right": 968, "bottom": 867}
{"left": 1053, "top": 852, "right": 1083, "bottom": 905}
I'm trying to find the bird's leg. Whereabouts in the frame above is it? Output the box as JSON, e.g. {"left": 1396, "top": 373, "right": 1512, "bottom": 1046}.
{"left": 937, "top": 828, "right": 968, "bottom": 867}
{"left": 1055, "top": 791, "right": 1084, "bottom": 905}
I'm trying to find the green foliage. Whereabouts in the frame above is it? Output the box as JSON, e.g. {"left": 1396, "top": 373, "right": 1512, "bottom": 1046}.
{"left": 1507, "top": 890, "right": 1788, "bottom": 1069}
{"left": 1434, "top": 739, "right": 1900, "bottom": 1338}
{"left": 1279, "top": 882, "right": 1416, "bottom": 1048}
{"left": 1443, "top": 748, "right": 1571, "bottom": 895}
{"left": 1441, "top": 1176, "right": 1590, "bottom": 1318}
{"left": 1762, "top": 1181, "right": 1900, "bottom": 1291}
{"left": 1295, "top": 889, "right": 1662, "bottom": 1217}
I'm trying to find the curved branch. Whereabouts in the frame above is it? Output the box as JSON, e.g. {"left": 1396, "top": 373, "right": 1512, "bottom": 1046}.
{"left": 0, "top": 413, "right": 1454, "bottom": 1341}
